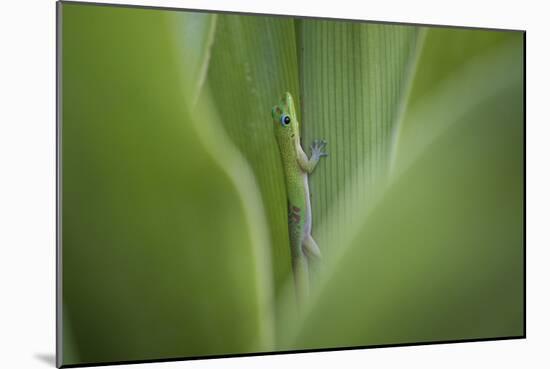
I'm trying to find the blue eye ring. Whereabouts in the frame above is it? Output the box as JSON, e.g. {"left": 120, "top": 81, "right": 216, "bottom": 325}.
{"left": 281, "top": 115, "right": 291, "bottom": 126}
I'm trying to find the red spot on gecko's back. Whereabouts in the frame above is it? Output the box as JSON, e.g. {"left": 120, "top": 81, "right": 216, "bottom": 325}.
{"left": 289, "top": 205, "right": 301, "bottom": 224}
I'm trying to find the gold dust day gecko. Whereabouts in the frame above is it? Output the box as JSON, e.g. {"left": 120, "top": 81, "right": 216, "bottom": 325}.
{"left": 271, "top": 92, "right": 327, "bottom": 303}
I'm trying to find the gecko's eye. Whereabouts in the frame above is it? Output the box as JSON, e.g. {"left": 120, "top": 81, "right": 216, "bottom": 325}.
{"left": 281, "top": 115, "right": 291, "bottom": 126}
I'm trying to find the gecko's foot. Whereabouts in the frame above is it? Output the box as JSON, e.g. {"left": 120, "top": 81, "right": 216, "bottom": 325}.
{"left": 303, "top": 235, "right": 322, "bottom": 259}
{"left": 311, "top": 139, "right": 328, "bottom": 159}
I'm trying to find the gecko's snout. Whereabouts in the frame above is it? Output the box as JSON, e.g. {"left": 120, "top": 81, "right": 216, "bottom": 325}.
{"left": 283, "top": 91, "right": 293, "bottom": 106}
{"left": 282, "top": 91, "right": 291, "bottom": 100}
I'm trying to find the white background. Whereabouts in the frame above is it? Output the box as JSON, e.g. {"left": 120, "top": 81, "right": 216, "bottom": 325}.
{"left": 0, "top": 0, "right": 547, "bottom": 368}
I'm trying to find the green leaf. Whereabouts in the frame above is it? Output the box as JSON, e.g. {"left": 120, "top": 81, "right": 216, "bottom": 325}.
{"left": 285, "top": 29, "right": 524, "bottom": 350}
{"left": 274, "top": 20, "right": 424, "bottom": 348}
{"left": 297, "top": 20, "right": 422, "bottom": 255}
{"left": 202, "top": 14, "right": 301, "bottom": 301}
{"left": 60, "top": 302, "right": 79, "bottom": 364}
{"left": 391, "top": 29, "right": 524, "bottom": 176}
{"left": 61, "top": 4, "right": 273, "bottom": 364}
{"left": 172, "top": 11, "right": 217, "bottom": 102}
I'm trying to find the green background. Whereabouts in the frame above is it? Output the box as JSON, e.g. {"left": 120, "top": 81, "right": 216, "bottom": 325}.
{"left": 60, "top": 2, "right": 524, "bottom": 366}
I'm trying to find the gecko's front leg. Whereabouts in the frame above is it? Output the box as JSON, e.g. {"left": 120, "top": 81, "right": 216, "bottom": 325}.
{"left": 297, "top": 139, "right": 328, "bottom": 173}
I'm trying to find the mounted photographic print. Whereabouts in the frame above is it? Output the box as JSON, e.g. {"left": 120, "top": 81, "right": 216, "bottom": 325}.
{"left": 57, "top": 1, "right": 525, "bottom": 367}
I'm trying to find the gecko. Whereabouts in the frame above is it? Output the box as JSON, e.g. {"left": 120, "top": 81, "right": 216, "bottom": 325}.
{"left": 271, "top": 92, "right": 327, "bottom": 303}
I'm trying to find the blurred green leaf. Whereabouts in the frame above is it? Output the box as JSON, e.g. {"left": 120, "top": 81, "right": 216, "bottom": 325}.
{"left": 172, "top": 11, "right": 217, "bottom": 102}
{"left": 62, "top": 4, "right": 273, "bottom": 365}
{"left": 286, "top": 30, "right": 524, "bottom": 350}
{"left": 61, "top": 302, "right": 79, "bottom": 364}
{"left": 403, "top": 28, "right": 517, "bottom": 108}
{"left": 391, "top": 29, "right": 524, "bottom": 175}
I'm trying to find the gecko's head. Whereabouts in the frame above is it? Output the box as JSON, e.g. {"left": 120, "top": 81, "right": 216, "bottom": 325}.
{"left": 271, "top": 92, "right": 299, "bottom": 143}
